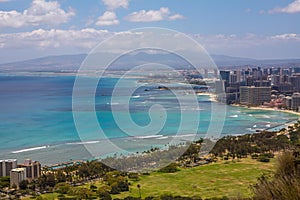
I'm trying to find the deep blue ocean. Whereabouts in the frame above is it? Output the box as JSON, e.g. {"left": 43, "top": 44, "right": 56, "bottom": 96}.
{"left": 0, "top": 74, "right": 298, "bottom": 165}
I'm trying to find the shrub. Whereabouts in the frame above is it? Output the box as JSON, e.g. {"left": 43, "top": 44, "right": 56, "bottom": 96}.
{"left": 98, "top": 191, "right": 112, "bottom": 200}
{"left": 158, "top": 163, "right": 179, "bottom": 173}
{"left": 252, "top": 151, "right": 300, "bottom": 200}
{"left": 128, "top": 173, "right": 139, "bottom": 180}
{"left": 90, "top": 184, "right": 97, "bottom": 192}
{"left": 251, "top": 154, "right": 258, "bottom": 159}
{"left": 124, "top": 196, "right": 141, "bottom": 200}
{"left": 257, "top": 155, "right": 270, "bottom": 163}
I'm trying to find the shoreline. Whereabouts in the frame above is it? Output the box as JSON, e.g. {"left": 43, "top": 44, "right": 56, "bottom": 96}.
{"left": 196, "top": 92, "right": 218, "bottom": 102}
{"left": 231, "top": 104, "right": 300, "bottom": 117}
{"left": 231, "top": 104, "right": 300, "bottom": 131}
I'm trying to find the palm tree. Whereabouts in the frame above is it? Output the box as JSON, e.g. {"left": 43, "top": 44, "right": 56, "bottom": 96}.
{"left": 137, "top": 184, "right": 141, "bottom": 198}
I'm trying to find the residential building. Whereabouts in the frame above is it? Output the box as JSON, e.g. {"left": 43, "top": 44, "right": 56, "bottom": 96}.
{"left": 18, "top": 159, "right": 41, "bottom": 181}
{"left": 10, "top": 168, "right": 26, "bottom": 188}
{"left": 290, "top": 75, "right": 300, "bottom": 92}
{"left": 0, "top": 159, "right": 17, "bottom": 177}
{"left": 220, "top": 71, "right": 230, "bottom": 86}
{"left": 240, "top": 86, "right": 271, "bottom": 106}
{"left": 284, "top": 96, "right": 292, "bottom": 109}
{"left": 294, "top": 67, "right": 300, "bottom": 74}
{"left": 292, "top": 93, "right": 300, "bottom": 111}
{"left": 271, "top": 75, "right": 280, "bottom": 86}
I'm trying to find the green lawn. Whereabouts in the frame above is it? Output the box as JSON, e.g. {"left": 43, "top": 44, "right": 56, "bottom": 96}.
{"left": 24, "top": 158, "right": 275, "bottom": 199}
{"left": 112, "top": 158, "right": 275, "bottom": 199}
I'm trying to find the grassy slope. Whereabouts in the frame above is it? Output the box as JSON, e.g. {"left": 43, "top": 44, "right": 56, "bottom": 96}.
{"left": 113, "top": 158, "right": 275, "bottom": 199}
{"left": 24, "top": 158, "right": 275, "bottom": 200}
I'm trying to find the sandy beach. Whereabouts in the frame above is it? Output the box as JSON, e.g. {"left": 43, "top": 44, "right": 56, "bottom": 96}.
{"left": 231, "top": 104, "right": 300, "bottom": 117}
{"left": 196, "top": 92, "right": 218, "bottom": 102}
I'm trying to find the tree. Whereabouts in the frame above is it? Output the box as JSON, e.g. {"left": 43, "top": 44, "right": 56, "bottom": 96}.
{"left": 74, "top": 188, "right": 93, "bottom": 199}
{"left": 46, "top": 173, "right": 56, "bottom": 188}
{"left": 54, "top": 182, "right": 70, "bottom": 194}
{"left": 0, "top": 176, "right": 10, "bottom": 188}
{"left": 19, "top": 180, "right": 29, "bottom": 190}
{"left": 56, "top": 170, "right": 66, "bottom": 183}
{"left": 137, "top": 184, "right": 141, "bottom": 198}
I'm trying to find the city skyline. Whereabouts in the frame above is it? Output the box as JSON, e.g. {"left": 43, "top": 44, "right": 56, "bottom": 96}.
{"left": 0, "top": 0, "right": 300, "bottom": 63}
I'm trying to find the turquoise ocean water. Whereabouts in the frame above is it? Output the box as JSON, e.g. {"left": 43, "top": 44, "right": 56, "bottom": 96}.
{"left": 0, "top": 74, "right": 298, "bottom": 165}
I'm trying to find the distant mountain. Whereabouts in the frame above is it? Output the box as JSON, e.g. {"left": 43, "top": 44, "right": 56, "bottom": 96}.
{"left": 211, "top": 54, "right": 300, "bottom": 68}
{"left": 0, "top": 54, "right": 86, "bottom": 72}
{"left": 0, "top": 53, "right": 300, "bottom": 72}
{"left": 211, "top": 55, "right": 257, "bottom": 66}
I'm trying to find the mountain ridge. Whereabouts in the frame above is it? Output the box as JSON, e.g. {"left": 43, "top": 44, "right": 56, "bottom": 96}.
{"left": 1, "top": 53, "right": 300, "bottom": 72}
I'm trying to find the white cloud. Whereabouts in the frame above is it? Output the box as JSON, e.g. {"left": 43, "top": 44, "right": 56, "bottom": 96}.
{"left": 0, "top": 29, "right": 113, "bottom": 50}
{"left": 269, "top": 0, "right": 300, "bottom": 14}
{"left": 1, "top": 30, "right": 300, "bottom": 62}
{"left": 0, "top": 0, "right": 11, "bottom": 2}
{"left": 169, "top": 14, "right": 185, "bottom": 20}
{"left": 95, "top": 11, "right": 119, "bottom": 26}
{"left": 102, "top": 0, "right": 129, "bottom": 10}
{"left": 125, "top": 7, "right": 185, "bottom": 22}
{"left": 270, "top": 33, "right": 300, "bottom": 40}
{"left": 190, "top": 33, "right": 300, "bottom": 59}
{"left": 0, "top": 0, "right": 75, "bottom": 28}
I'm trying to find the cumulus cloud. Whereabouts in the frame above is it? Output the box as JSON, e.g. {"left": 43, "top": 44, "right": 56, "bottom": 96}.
{"left": 125, "top": 7, "right": 185, "bottom": 22}
{"left": 0, "top": 0, "right": 75, "bottom": 28}
{"left": 95, "top": 11, "right": 119, "bottom": 26}
{"left": 269, "top": 0, "right": 300, "bottom": 14}
{"left": 102, "top": 0, "right": 129, "bottom": 10}
{"left": 169, "top": 14, "right": 185, "bottom": 20}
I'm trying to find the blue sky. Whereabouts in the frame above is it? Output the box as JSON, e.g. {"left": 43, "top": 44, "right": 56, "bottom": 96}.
{"left": 0, "top": 0, "right": 300, "bottom": 63}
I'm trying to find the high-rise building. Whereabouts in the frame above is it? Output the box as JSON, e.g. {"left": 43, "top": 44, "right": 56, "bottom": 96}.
{"left": 278, "top": 83, "right": 293, "bottom": 94}
{"left": 292, "top": 93, "right": 300, "bottom": 111}
{"left": 220, "top": 71, "right": 230, "bottom": 84}
{"left": 240, "top": 86, "right": 271, "bottom": 106}
{"left": 10, "top": 168, "right": 26, "bottom": 188}
{"left": 0, "top": 159, "right": 17, "bottom": 177}
{"left": 245, "top": 76, "right": 254, "bottom": 86}
{"left": 229, "top": 74, "right": 237, "bottom": 84}
{"left": 290, "top": 75, "right": 300, "bottom": 92}
{"left": 234, "top": 70, "right": 242, "bottom": 82}
{"left": 254, "top": 80, "right": 271, "bottom": 87}
{"left": 18, "top": 159, "right": 41, "bottom": 181}
{"left": 294, "top": 67, "right": 300, "bottom": 74}
{"left": 253, "top": 69, "right": 263, "bottom": 80}
{"left": 271, "top": 75, "right": 281, "bottom": 86}
{"left": 284, "top": 96, "right": 292, "bottom": 109}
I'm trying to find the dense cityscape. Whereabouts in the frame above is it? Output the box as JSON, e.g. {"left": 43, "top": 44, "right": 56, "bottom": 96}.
{"left": 215, "top": 66, "right": 300, "bottom": 110}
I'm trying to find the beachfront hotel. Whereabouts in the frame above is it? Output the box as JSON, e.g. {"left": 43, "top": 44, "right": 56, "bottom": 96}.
{"left": 0, "top": 158, "right": 41, "bottom": 189}
{"left": 240, "top": 86, "right": 271, "bottom": 106}
{"left": 10, "top": 168, "right": 26, "bottom": 189}
{"left": 18, "top": 159, "right": 41, "bottom": 181}
{"left": 0, "top": 159, "right": 17, "bottom": 177}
